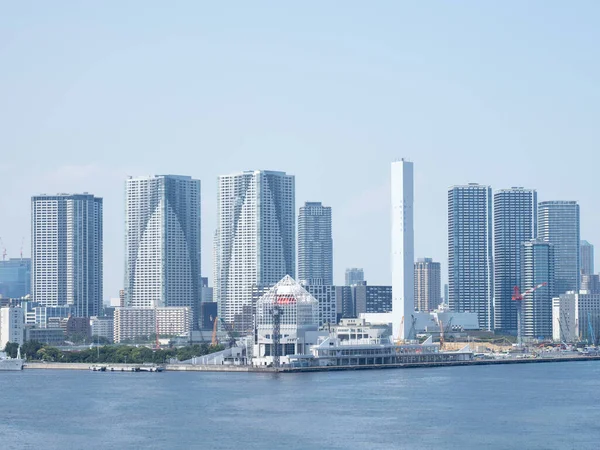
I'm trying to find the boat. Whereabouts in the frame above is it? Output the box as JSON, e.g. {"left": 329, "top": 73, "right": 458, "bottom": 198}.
{"left": 0, "top": 347, "right": 24, "bottom": 371}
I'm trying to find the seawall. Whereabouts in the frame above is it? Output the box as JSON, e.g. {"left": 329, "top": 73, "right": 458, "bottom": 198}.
{"left": 23, "top": 355, "right": 600, "bottom": 373}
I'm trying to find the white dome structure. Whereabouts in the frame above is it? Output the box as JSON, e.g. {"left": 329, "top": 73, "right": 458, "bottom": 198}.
{"left": 253, "top": 276, "right": 321, "bottom": 366}
{"left": 255, "top": 275, "right": 319, "bottom": 328}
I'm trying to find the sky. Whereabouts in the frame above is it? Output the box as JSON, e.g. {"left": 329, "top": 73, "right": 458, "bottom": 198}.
{"left": 1, "top": 2, "right": 599, "bottom": 300}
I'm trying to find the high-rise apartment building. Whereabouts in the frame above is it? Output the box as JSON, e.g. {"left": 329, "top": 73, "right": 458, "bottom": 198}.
{"left": 125, "top": 175, "right": 201, "bottom": 326}
{"left": 538, "top": 201, "right": 580, "bottom": 295}
{"left": 448, "top": 184, "right": 493, "bottom": 330}
{"left": 345, "top": 268, "right": 364, "bottom": 286}
{"left": 493, "top": 188, "right": 537, "bottom": 334}
{"left": 0, "top": 258, "right": 31, "bottom": 299}
{"left": 521, "top": 240, "right": 555, "bottom": 339}
{"left": 414, "top": 258, "right": 441, "bottom": 312}
{"left": 298, "top": 202, "right": 333, "bottom": 286}
{"left": 391, "top": 160, "right": 415, "bottom": 339}
{"left": 215, "top": 170, "right": 295, "bottom": 331}
{"left": 31, "top": 194, "right": 103, "bottom": 317}
{"left": 580, "top": 240, "right": 594, "bottom": 277}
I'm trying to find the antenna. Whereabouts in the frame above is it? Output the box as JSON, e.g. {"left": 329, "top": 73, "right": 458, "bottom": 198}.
{"left": 20, "top": 237, "right": 24, "bottom": 260}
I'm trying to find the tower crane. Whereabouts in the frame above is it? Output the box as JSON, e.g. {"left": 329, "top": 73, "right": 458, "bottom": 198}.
{"left": 512, "top": 282, "right": 547, "bottom": 347}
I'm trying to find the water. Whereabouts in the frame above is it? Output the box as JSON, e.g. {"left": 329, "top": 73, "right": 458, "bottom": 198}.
{"left": 2, "top": 361, "right": 600, "bottom": 449}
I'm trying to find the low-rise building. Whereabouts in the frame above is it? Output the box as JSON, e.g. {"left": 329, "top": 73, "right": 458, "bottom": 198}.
{"left": 24, "top": 327, "right": 65, "bottom": 346}
{"left": 0, "top": 306, "right": 24, "bottom": 349}
{"left": 113, "top": 307, "right": 192, "bottom": 343}
{"left": 90, "top": 316, "right": 114, "bottom": 343}
{"left": 553, "top": 291, "right": 600, "bottom": 343}
{"left": 65, "top": 316, "right": 91, "bottom": 339}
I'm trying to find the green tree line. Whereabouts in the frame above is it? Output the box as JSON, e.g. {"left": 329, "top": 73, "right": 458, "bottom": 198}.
{"left": 3, "top": 341, "right": 224, "bottom": 364}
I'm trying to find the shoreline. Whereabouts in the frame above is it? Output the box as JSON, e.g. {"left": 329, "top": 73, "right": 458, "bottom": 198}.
{"left": 22, "top": 354, "right": 600, "bottom": 373}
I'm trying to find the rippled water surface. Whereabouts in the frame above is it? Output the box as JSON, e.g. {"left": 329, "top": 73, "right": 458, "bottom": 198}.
{"left": 2, "top": 362, "right": 600, "bottom": 449}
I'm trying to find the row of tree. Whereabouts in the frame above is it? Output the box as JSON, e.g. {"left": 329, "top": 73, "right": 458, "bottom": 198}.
{"left": 3, "top": 341, "right": 224, "bottom": 364}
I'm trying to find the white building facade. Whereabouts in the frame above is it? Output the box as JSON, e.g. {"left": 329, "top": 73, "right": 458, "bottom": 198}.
{"left": 31, "top": 194, "right": 103, "bottom": 317}
{"left": 391, "top": 160, "right": 415, "bottom": 339}
{"left": 0, "top": 307, "right": 24, "bottom": 349}
{"left": 90, "top": 316, "right": 114, "bottom": 343}
{"left": 553, "top": 291, "right": 600, "bottom": 344}
{"left": 125, "top": 175, "right": 201, "bottom": 327}
{"left": 113, "top": 307, "right": 192, "bottom": 343}
{"left": 215, "top": 170, "right": 295, "bottom": 332}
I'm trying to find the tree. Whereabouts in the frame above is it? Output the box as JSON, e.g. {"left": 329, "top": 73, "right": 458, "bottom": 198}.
{"left": 3, "top": 342, "right": 19, "bottom": 358}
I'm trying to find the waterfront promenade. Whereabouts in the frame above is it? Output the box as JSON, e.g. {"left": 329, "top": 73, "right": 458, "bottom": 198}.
{"left": 23, "top": 354, "right": 600, "bottom": 373}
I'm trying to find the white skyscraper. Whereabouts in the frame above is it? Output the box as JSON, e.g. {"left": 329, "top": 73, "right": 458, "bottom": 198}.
{"left": 31, "top": 194, "right": 103, "bottom": 317}
{"left": 125, "top": 175, "right": 201, "bottom": 326}
{"left": 215, "top": 170, "right": 295, "bottom": 332}
{"left": 391, "top": 160, "right": 414, "bottom": 339}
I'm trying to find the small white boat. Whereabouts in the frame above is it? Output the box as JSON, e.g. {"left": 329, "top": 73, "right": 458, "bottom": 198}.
{"left": 0, "top": 347, "right": 24, "bottom": 371}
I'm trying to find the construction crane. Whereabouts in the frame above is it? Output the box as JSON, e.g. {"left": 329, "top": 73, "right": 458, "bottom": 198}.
{"left": 587, "top": 312, "right": 596, "bottom": 346}
{"left": 154, "top": 312, "right": 160, "bottom": 350}
{"left": 218, "top": 317, "right": 237, "bottom": 348}
{"left": 211, "top": 315, "right": 219, "bottom": 346}
{"left": 512, "top": 282, "right": 547, "bottom": 347}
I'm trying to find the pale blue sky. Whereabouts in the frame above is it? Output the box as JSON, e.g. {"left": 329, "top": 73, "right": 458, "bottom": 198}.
{"left": 1, "top": 2, "right": 599, "bottom": 299}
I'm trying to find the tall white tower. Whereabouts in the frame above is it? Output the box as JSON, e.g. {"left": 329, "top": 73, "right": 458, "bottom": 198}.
{"left": 391, "top": 160, "right": 414, "bottom": 339}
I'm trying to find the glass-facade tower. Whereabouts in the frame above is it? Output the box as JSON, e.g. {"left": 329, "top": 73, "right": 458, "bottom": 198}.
{"left": 493, "top": 188, "right": 537, "bottom": 334}
{"left": 298, "top": 202, "right": 333, "bottom": 286}
{"left": 537, "top": 201, "right": 580, "bottom": 296}
{"left": 521, "top": 240, "right": 555, "bottom": 339}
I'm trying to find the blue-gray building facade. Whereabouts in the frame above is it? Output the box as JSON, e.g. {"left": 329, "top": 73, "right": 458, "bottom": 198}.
{"left": 448, "top": 184, "right": 493, "bottom": 330}
{"left": 521, "top": 240, "right": 555, "bottom": 339}
{"left": 298, "top": 202, "right": 333, "bottom": 286}
{"left": 31, "top": 194, "right": 103, "bottom": 317}
{"left": 493, "top": 188, "right": 537, "bottom": 334}
{"left": 537, "top": 201, "right": 580, "bottom": 296}
{"left": 0, "top": 258, "right": 31, "bottom": 299}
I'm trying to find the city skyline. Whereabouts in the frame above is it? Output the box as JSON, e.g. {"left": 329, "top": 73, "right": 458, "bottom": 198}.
{"left": 2, "top": 3, "right": 599, "bottom": 301}
{"left": 3, "top": 170, "right": 596, "bottom": 304}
